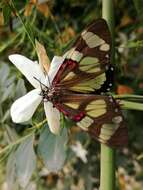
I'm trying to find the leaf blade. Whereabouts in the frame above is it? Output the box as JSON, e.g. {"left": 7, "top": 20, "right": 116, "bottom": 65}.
{"left": 38, "top": 126, "right": 68, "bottom": 172}
{"left": 15, "top": 135, "right": 36, "bottom": 188}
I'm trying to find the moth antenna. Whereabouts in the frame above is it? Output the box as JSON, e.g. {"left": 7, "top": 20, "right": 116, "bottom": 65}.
{"left": 33, "top": 76, "right": 48, "bottom": 88}
{"left": 47, "top": 74, "right": 51, "bottom": 87}
{"left": 40, "top": 80, "right": 42, "bottom": 91}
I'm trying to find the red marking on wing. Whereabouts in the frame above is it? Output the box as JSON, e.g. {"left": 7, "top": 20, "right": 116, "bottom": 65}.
{"left": 52, "top": 94, "right": 128, "bottom": 147}
{"left": 54, "top": 103, "right": 85, "bottom": 121}
{"left": 54, "top": 103, "right": 69, "bottom": 116}
{"left": 52, "top": 59, "right": 77, "bottom": 85}
{"left": 73, "top": 112, "right": 85, "bottom": 121}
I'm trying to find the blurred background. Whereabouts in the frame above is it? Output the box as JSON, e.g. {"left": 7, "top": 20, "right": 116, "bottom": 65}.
{"left": 0, "top": 0, "right": 143, "bottom": 189}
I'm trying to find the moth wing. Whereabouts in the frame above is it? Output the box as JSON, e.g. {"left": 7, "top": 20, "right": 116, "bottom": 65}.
{"left": 52, "top": 19, "right": 113, "bottom": 94}
{"left": 54, "top": 94, "right": 127, "bottom": 147}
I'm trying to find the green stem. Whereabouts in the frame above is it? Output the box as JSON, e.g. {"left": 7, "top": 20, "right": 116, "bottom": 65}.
{"left": 0, "top": 132, "right": 34, "bottom": 156}
{"left": 113, "top": 94, "right": 143, "bottom": 110}
{"left": 100, "top": 145, "right": 115, "bottom": 190}
{"left": 102, "top": 0, "right": 115, "bottom": 63}
{"left": 0, "top": 119, "right": 46, "bottom": 156}
{"left": 120, "top": 100, "right": 143, "bottom": 111}
{"left": 48, "top": 8, "right": 63, "bottom": 50}
{"left": 114, "top": 94, "right": 143, "bottom": 100}
{"left": 10, "top": 0, "right": 36, "bottom": 50}
{"left": 114, "top": 94, "right": 143, "bottom": 111}
{"left": 100, "top": 1, "right": 115, "bottom": 190}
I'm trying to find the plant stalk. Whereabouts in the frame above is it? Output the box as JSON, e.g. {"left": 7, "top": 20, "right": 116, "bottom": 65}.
{"left": 100, "top": 0, "right": 115, "bottom": 190}
{"left": 0, "top": 119, "right": 46, "bottom": 156}
{"left": 9, "top": 0, "right": 36, "bottom": 50}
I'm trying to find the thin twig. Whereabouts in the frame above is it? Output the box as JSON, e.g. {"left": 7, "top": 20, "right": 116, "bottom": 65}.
{"left": 0, "top": 119, "right": 46, "bottom": 156}
{"left": 9, "top": 0, "right": 36, "bottom": 50}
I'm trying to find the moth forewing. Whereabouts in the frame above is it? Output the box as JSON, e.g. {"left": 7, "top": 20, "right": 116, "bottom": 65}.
{"left": 52, "top": 19, "right": 114, "bottom": 94}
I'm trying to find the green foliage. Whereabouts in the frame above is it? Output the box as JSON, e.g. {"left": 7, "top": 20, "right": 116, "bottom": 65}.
{"left": 133, "top": 0, "right": 143, "bottom": 21}
{"left": 5, "top": 136, "right": 36, "bottom": 189}
{"left": 0, "top": 0, "right": 143, "bottom": 190}
{"left": 15, "top": 135, "right": 36, "bottom": 188}
{"left": 6, "top": 152, "right": 18, "bottom": 190}
{"left": 2, "top": 5, "right": 11, "bottom": 24}
{"left": 38, "top": 126, "right": 68, "bottom": 172}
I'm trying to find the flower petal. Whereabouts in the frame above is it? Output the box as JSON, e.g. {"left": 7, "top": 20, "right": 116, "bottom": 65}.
{"left": 9, "top": 54, "right": 45, "bottom": 89}
{"left": 44, "top": 101, "right": 61, "bottom": 134}
{"left": 48, "top": 56, "right": 65, "bottom": 83}
{"left": 11, "top": 89, "right": 42, "bottom": 123}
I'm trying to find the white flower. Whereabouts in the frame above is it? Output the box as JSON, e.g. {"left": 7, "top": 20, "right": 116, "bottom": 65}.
{"left": 9, "top": 54, "right": 64, "bottom": 134}
{"left": 71, "top": 141, "right": 88, "bottom": 163}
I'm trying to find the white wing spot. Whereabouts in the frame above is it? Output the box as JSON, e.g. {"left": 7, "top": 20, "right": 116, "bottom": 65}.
{"left": 109, "top": 98, "right": 113, "bottom": 102}
{"left": 105, "top": 65, "right": 109, "bottom": 70}
{"left": 115, "top": 108, "right": 118, "bottom": 113}
{"left": 71, "top": 51, "right": 83, "bottom": 62}
{"left": 112, "top": 116, "right": 123, "bottom": 124}
{"left": 82, "top": 31, "right": 105, "bottom": 48}
{"left": 77, "top": 116, "right": 94, "bottom": 130}
{"left": 100, "top": 43, "right": 110, "bottom": 51}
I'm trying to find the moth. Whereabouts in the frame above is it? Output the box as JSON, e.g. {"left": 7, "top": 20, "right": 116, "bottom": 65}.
{"left": 40, "top": 19, "right": 128, "bottom": 147}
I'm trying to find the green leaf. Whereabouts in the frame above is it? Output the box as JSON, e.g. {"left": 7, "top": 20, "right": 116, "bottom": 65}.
{"left": 1, "top": 83, "right": 15, "bottom": 103}
{"left": 38, "top": 126, "right": 68, "bottom": 172}
{"left": 2, "top": 5, "right": 11, "bottom": 24}
{"left": 133, "top": 0, "right": 143, "bottom": 21}
{"left": 5, "top": 124, "right": 18, "bottom": 143}
{"left": 0, "top": 63, "right": 16, "bottom": 103}
{"left": 15, "top": 135, "right": 36, "bottom": 188}
{"left": 120, "top": 40, "right": 143, "bottom": 49}
{"left": 15, "top": 79, "right": 27, "bottom": 99}
{"left": 0, "top": 63, "right": 10, "bottom": 85}
{"left": 6, "top": 152, "right": 19, "bottom": 190}
{"left": 1, "top": 110, "right": 10, "bottom": 123}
